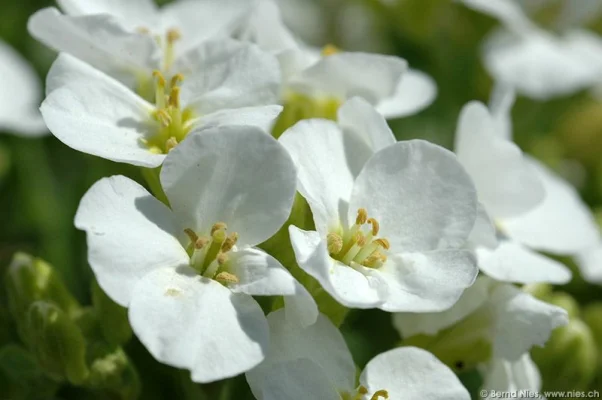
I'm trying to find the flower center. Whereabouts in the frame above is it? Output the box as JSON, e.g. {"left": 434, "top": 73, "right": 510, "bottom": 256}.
{"left": 184, "top": 223, "right": 239, "bottom": 285}
{"left": 141, "top": 71, "right": 196, "bottom": 154}
{"left": 327, "top": 208, "right": 390, "bottom": 269}
{"left": 342, "top": 386, "right": 389, "bottom": 400}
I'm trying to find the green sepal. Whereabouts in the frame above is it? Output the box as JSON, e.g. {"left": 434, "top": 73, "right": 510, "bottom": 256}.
{"left": 26, "top": 301, "right": 89, "bottom": 385}
{"left": 271, "top": 93, "right": 341, "bottom": 139}
{"left": 91, "top": 281, "right": 132, "bottom": 346}
{"left": 86, "top": 344, "right": 141, "bottom": 400}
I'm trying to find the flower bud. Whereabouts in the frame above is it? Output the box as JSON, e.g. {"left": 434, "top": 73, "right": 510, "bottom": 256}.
{"left": 5, "top": 253, "right": 80, "bottom": 341}
{"left": 26, "top": 301, "right": 89, "bottom": 385}
{"left": 87, "top": 345, "right": 140, "bottom": 400}
{"left": 532, "top": 319, "right": 597, "bottom": 391}
{"left": 91, "top": 281, "right": 132, "bottom": 346}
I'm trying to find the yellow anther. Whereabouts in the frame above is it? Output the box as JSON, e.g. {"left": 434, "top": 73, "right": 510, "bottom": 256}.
{"left": 370, "top": 390, "right": 389, "bottom": 400}
{"left": 327, "top": 233, "right": 343, "bottom": 255}
{"left": 356, "top": 233, "right": 367, "bottom": 247}
{"left": 170, "top": 73, "right": 184, "bottom": 88}
{"left": 195, "top": 237, "right": 209, "bottom": 250}
{"left": 368, "top": 218, "right": 379, "bottom": 235}
{"left": 358, "top": 386, "right": 368, "bottom": 394}
{"left": 356, "top": 208, "right": 368, "bottom": 225}
{"left": 165, "top": 137, "right": 178, "bottom": 152}
{"left": 217, "top": 253, "right": 229, "bottom": 265}
{"left": 221, "top": 232, "right": 238, "bottom": 253}
{"left": 153, "top": 70, "right": 166, "bottom": 87}
{"left": 166, "top": 28, "right": 182, "bottom": 43}
{"left": 215, "top": 271, "right": 239, "bottom": 284}
{"left": 211, "top": 222, "right": 228, "bottom": 236}
{"left": 155, "top": 109, "right": 172, "bottom": 127}
{"left": 373, "top": 238, "right": 390, "bottom": 250}
{"left": 321, "top": 44, "right": 340, "bottom": 56}
{"left": 168, "top": 86, "right": 181, "bottom": 108}
{"left": 137, "top": 27, "right": 151, "bottom": 35}
{"left": 363, "top": 252, "right": 387, "bottom": 268}
{"left": 184, "top": 228, "right": 198, "bottom": 243}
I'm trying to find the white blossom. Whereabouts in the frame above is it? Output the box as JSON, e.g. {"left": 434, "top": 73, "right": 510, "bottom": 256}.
{"left": 75, "top": 127, "right": 317, "bottom": 383}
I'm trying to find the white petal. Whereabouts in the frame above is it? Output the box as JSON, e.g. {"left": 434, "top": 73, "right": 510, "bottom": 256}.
{"left": 129, "top": 266, "right": 269, "bottom": 383}
{"left": 74, "top": 176, "right": 189, "bottom": 306}
{"left": 245, "top": 309, "right": 355, "bottom": 398}
{"left": 350, "top": 139, "right": 477, "bottom": 252}
{"left": 483, "top": 29, "right": 596, "bottom": 100}
{"left": 230, "top": 247, "right": 320, "bottom": 326}
{"left": 375, "top": 69, "right": 437, "bottom": 119}
{"left": 476, "top": 240, "right": 572, "bottom": 284}
{"left": 490, "top": 283, "right": 569, "bottom": 360}
{"left": 501, "top": 157, "right": 600, "bottom": 254}
{"left": 575, "top": 242, "right": 602, "bottom": 284}
{"left": 468, "top": 203, "right": 499, "bottom": 249}
{"left": 56, "top": 0, "right": 158, "bottom": 27}
{"left": 279, "top": 119, "right": 372, "bottom": 234}
{"left": 488, "top": 82, "right": 515, "bottom": 141}
{"left": 197, "top": 105, "right": 283, "bottom": 134}
{"left": 0, "top": 40, "right": 46, "bottom": 136}
{"left": 379, "top": 250, "right": 478, "bottom": 312}
{"left": 360, "top": 347, "right": 471, "bottom": 400}
{"left": 337, "top": 97, "right": 396, "bottom": 154}
{"left": 177, "top": 39, "right": 280, "bottom": 114}
{"left": 454, "top": 101, "right": 544, "bottom": 218}
{"left": 563, "top": 30, "right": 602, "bottom": 75}
{"left": 28, "top": 8, "right": 160, "bottom": 78}
{"left": 459, "top": 0, "right": 536, "bottom": 34}
{"left": 249, "top": 359, "right": 340, "bottom": 400}
{"left": 481, "top": 354, "right": 541, "bottom": 394}
{"left": 238, "top": 0, "right": 300, "bottom": 53}
{"left": 392, "top": 276, "right": 492, "bottom": 338}
{"left": 289, "top": 52, "right": 407, "bottom": 103}
{"left": 40, "top": 59, "right": 162, "bottom": 167}
{"left": 160, "top": 127, "right": 296, "bottom": 248}
{"left": 289, "top": 227, "right": 386, "bottom": 308}
{"left": 160, "top": 0, "right": 257, "bottom": 55}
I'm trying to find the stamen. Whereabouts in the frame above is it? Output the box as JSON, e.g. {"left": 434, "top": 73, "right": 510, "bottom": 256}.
{"left": 168, "top": 87, "right": 181, "bottom": 108}
{"left": 211, "top": 222, "right": 228, "bottom": 236}
{"left": 321, "top": 44, "right": 340, "bottom": 56}
{"left": 170, "top": 73, "right": 184, "bottom": 89}
{"left": 327, "top": 233, "right": 343, "bottom": 255}
{"left": 166, "top": 28, "right": 182, "bottom": 44}
{"left": 195, "top": 237, "right": 209, "bottom": 250}
{"left": 201, "top": 228, "right": 227, "bottom": 272}
{"left": 368, "top": 218, "right": 379, "bottom": 235}
{"left": 217, "top": 253, "right": 229, "bottom": 265}
{"left": 165, "top": 137, "right": 178, "bottom": 152}
{"left": 221, "top": 232, "right": 238, "bottom": 253}
{"left": 153, "top": 70, "right": 166, "bottom": 109}
{"left": 164, "top": 28, "right": 181, "bottom": 71}
{"left": 363, "top": 252, "right": 387, "bottom": 268}
{"left": 356, "top": 208, "right": 368, "bottom": 225}
{"left": 358, "top": 387, "right": 368, "bottom": 394}
{"left": 373, "top": 238, "right": 390, "bottom": 250}
{"left": 370, "top": 390, "right": 389, "bottom": 400}
{"left": 215, "top": 272, "right": 239, "bottom": 285}
{"left": 155, "top": 109, "right": 172, "bottom": 127}
{"left": 184, "top": 228, "right": 198, "bottom": 243}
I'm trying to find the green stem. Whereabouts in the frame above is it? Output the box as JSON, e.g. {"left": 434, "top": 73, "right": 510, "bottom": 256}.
{"left": 12, "top": 138, "right": 79, "bottom": 299}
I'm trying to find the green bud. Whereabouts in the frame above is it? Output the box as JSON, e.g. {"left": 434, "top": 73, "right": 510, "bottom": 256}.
{"left": 400, "top": 308, "right": 493, "bottom": 373}
{"left": 532, "top": 319, "right": 597, "bottom": 391}
{"left": 522, "top": 283, "right": 553, "bottom": 300}
{"left": 546, "top": 291, "right": 581, "bottom": 320}
{"left": 86, "top": 345, "right": 140, "bottom": 400}
{"left": 26, "top": 301, "right": 89, "bottom": 385}
{"left": 5, "top": 253, "right": 80, "bottom": 341}
{"left": 582, "top": 303, "right": 602, "bottom": 369}
{"left": 91, "top": 281, "right": 132, "bottom": 346}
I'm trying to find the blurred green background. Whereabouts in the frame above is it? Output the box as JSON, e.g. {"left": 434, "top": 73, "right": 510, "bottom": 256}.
{"left": 1, "top": 0, "right": 602, "bottom": 399}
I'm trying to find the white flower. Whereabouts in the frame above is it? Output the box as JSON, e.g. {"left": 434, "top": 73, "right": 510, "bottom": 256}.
{"left": 239, "top": 0, "right": 437, "bottom": 119}
{"left": 480, "top": 354, "right": 542, "bottom": 400}
{"left": 246, "top": 309, "right": 471, "bottom": 400}
{"left": 393, "top": 276, "right": 568, "bottom": 395}
{"left": 28, "top": 0, "right": 257, "bottom": 87}
{"left": 576, "top": 242, "right": 602, "bottom": 284}
{"left": 0, "top": 40, "right": 47, "bottom": 136}
{"left": 40, "top": 40, "right": 282, "bottom": 167}
{"left": 281, "top": 97, "right": 478, "bottom": 312}
{"left": 459, "top": 0, "right": 602, "bottom": 99}
{"left": 454, "top": 85, "right": 598, "bottom": 285}
{"left": 74, "top": 127, "right": 317, "bottom": 383}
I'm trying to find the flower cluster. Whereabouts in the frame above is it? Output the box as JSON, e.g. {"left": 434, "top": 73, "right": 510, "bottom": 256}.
{"left": 2, "top": 0, "right": 602, "bottom": 399}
